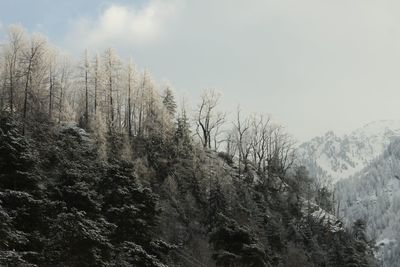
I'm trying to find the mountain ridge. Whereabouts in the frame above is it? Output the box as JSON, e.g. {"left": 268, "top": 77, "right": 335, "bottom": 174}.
{"left": 298, "top": 120, "right": 400, "bottom": 185}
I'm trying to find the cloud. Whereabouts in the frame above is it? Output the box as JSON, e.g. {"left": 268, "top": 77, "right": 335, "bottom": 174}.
{"left": 67, "top": 0, "right": 182, "bottom": 50}
{"left": 60, "top": 0, "right": 400, "bottom": 140}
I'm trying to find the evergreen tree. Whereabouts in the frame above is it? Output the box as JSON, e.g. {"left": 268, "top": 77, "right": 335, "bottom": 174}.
{"left": 0, "top": 113, "right": 39, "bottom": 191}
{"left": 315, "top": 186, "right": 334, "bottom": 213}
{"left": 162, "top": 87, "right": 177, "bottom": 117}
{"left": 98, "top": 161, "right": 160, "bottom": 247}
{"left": 208, "top": 179, "right": 227, "bottom": 230}
{"left": 46, "top": 210, "right": 114, "bottom": 266}
{"left": 174, "top": 110, "right": 192, "bottom": 158}
{"left": 209, "top": 214, "right": 268, "bottom": 267}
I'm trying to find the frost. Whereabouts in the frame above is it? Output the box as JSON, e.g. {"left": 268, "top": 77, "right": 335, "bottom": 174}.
{"left": 301, "top": 200, "right": 344, "bottom": 233}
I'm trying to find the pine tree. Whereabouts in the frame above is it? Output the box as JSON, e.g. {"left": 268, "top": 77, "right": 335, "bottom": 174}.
{"left": 209, "top": 214, "right": 268, "bottom": 267}
{"left": 174, "top": 110, "right": 192, "bottom": 157}
{"left": 208, "top": 179, "right": 227, "bottom": 230}
{"left": 47, "top": 210, "right": 114, "bottom": 266}
{"left": 162, "top": 87, "right": 176, "bottom": 117}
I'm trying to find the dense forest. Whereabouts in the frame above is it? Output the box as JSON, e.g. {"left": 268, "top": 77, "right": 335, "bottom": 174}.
{"left": 0, "top": 25, "right": 377, "bottom": 266}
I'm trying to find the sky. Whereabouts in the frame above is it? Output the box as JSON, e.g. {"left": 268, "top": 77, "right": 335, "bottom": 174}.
{"left": 1, "top": 0, "right": 400, "bottom": 141}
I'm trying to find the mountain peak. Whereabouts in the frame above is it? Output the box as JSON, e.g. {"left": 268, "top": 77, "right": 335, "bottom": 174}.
{"left": 324, "top": 130, "right": 336, "bottom": 137}
{"left": 351, "top": 120, "right": 400, "bottom": 137}
{"left": 298, "top": 120, "right": 400, "bottom": 185}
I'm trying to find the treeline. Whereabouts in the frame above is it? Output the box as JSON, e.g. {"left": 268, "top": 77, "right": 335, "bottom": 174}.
{"left": 0, "top": 25, "right": 172, "bottom": 137}
{"left": 0, "top": 25, "right": 297, "bottom": 168}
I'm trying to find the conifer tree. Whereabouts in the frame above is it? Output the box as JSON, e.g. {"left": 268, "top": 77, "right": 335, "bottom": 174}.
{"left": 162, "top": 86, "right": 176, "bottom": 117}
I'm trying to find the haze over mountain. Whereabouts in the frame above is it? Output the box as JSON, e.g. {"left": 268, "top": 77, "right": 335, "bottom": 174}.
{"left": 298, "top": 120, "right": 400, "bottom": 185}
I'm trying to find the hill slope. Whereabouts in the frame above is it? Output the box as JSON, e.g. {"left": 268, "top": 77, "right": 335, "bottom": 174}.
{"left": 336, "top": 138, "right": 400, "bottom": 267}
{"left": 299, "top": 121, "right": 400, "bottom": 266}
{"left": 0, "top": 113, "right": 376, "bottom": 266}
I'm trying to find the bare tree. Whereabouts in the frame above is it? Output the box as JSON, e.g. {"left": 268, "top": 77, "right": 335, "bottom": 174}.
{"left": 136, "top": 70, "right": 147, "bottom": 137}
{"left": 143, "top": 73, "right": 169, "bottom": 138}
{"left": 57, "top": 55, "right": 72, "bottom": 123}
{"left": 3, "top": 25, "right": 26, "bottom": 112}
{"left": 195, "top": 89, "right": 226, "bottom": 149}
{"left": 103, "top": 48, "right": 121, "bottom": 128}
{"left": 82, "top": 49, "right": 90, "bottom": 126}
{"left": 47, "top": 48, "right": 58, "bottom": 118}
{"left": 227, "top": 110, "right": 296, "bottom": 185}
{"left": 272, "top": 127, "right": 296, "bottom": 176}
{"left": 0, "top": 46, "right": 7, "bottom": 110}
{"left": 133, "top": 70, "right": 165, "bottom": 138}
{"left": 0, "top": 57, "right": 5, "bottom": 110}
{"left": 92, "top": 53, "right": 101, "bottom": 116}
{"left": 21, "top": 34, "right": 47, "bottom": 134}
{"left": 212, "top": 121, "right": 225, "bottom": 150}
{"left": 250, "top": 114, "right": 272, "bottom": 173}
{"left": 126, "top": 58, "right": 135, "bottom": 136}
{"left": 233, "top": 106, "right": 252, "bottom": 172}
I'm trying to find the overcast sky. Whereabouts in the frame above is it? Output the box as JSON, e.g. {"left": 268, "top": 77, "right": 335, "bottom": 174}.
{"left": 1, "top": 0, "right": 400, "bottom": 141}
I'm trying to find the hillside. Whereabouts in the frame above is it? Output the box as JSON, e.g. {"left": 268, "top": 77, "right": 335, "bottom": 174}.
{"left": 299, "top": 121, "right": 400, "bottom": 266}
{"left": 0, "top": 112, "right": 377, "bottom": 266}
{"left": 336, "top": 138, "right": 400, "bottom": 267}
{"left": 0, "top": 25, "right": 378, "bottom": 266}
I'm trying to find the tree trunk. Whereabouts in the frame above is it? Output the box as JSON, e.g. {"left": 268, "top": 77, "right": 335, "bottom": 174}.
{"left": 9, "top": 69, "right": 13, "bottom": 112}
{"left": 128, "top": 81, "right": 132, "bottom": 137}
{"left": 22, "top": 62, "right": 32, "bottom": 135}
{"left": 49, "top": 67, "right": 53, "bottom": 118}
{"left": 109, "top": 76, "right": 113, "bottom": 123}
{"left": 85, "top": 68, "right": 89, "bottom": 126}
{"left": 94, "top": 76, "right": 97, "bottom": 115}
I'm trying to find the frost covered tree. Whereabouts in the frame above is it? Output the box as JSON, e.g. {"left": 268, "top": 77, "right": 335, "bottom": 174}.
{"left": 56, "top": 55, "right": 73, "bottom": 123}
{"left": 91, "top": 53, "right": 102, "bottom": 116}
{"left": 79, "top": 49, "right": 90, "bottom": 127}
{"left": 47, "top": 47, "right": 58, "bottom": 119}
{"left": 232, "top": 106, "right": 251, "bottom": 175}
{"left": 174, "top": 107, "right": 192, "bottom": 157}
{"left": 226, "top": 110, "right": 296, "bottom": 183}
{"left": 103, "top": 48, "right": 121, "bottom": 128}
{"left": 162, "top": 86, "right": 176, "bottom": 117}
{"left": 20, "top": 34, "right": 48, "bottom": 133}
{"left": 195, "top": 89, "right": 226, "bottom": 149}
{"left": 0, "top": 32, "right": 378, "bottom": 267}
{"left": 1, "top": 25, "right": 26, "bottom": 112}
{"left": 125, "top": 58, "right": 136, "bottom": 136}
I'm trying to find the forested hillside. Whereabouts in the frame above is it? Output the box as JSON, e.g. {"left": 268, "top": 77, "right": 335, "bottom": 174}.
{"left": 0, "top": 25, "right": 377, "bottom": 266}
{"left": 299, "top": 122, "right": 400, "bottom": 266}
{"left": 336, "top": 138, "right": 400, "bottom": 267}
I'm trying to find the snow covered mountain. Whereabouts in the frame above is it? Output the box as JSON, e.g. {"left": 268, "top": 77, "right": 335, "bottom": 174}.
{"left": 299, "top": 120, "right": 400, "bottom": 266}
{"left": 335, "top": 138, "right": 400, "bottom": 267}
{"left": 298, "top": 120, "right": 400, "bottom": 185}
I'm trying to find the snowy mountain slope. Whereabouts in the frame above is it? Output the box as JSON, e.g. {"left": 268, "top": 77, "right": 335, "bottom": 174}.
{"left": 335, "top": 138, "right": 400, "bottom": 267}
{"left": 298, "top": 120, "right": 400, "bottom": 185}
